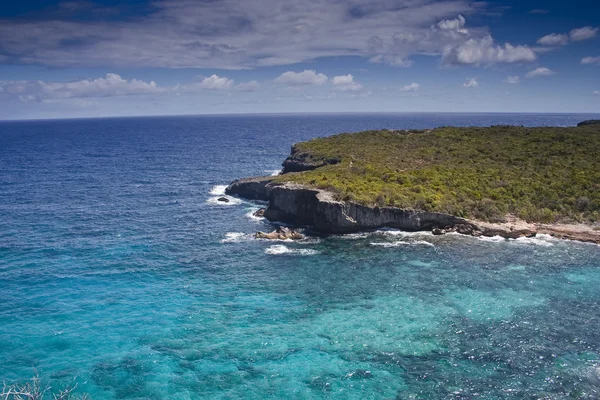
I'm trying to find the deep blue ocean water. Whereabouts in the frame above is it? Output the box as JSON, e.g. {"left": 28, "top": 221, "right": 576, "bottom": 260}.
{"left": 1, "top": 113, "right": 600, "bottom": 399}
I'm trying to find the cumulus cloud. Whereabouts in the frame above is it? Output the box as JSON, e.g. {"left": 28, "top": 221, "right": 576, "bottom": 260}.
{"left": 581, "top": 56, "right": 600, "bottom": 65}
{"left": 197, "top": 74, "right": 233, "bottom": 90}
{"left": 536, "top": 26, "right": 598, "bottom": 48}
{"left": 275, "top": 70, "right": 328, "bottom": 86}
{"left": 437, "top": 14, "right": 468, "bottom": 33}
{"left": 537, "top": 33, "right": 569, "bottom": 46}
{"left": 463, "top": 78, "right": 478, "bottom": 88}
{"left": 331, "top": 74, "right": 363, "bottom": 92}
{"left": 442, "top": 36, "right": 536, "bottom": 65}
{"left": 235, "top": 80, "right": 260, "bottom": 92}
{"left": 525, "top": 67, "right": 556, "bottom": 78}
{"left": 504, "top": 76, "right": 520, "bottom": 84}
{"left": 0, "top": 0, "right": 535, "bottom": 69}
{"left": 570, "top": 26, "right": 599, "bottom": 41}
{"left": 400, "top": 82, "right": 420, "bottom": 92}
{"left": 0, "top": 73, "right": 165, "bottom": 102}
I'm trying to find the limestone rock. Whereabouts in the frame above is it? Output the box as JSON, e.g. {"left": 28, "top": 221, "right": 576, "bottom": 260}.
{"left": 255, "top": 226, "right": 305, "bottom": 240}
{"left": 281, "top": 144, "right": 341, "bottom": 174}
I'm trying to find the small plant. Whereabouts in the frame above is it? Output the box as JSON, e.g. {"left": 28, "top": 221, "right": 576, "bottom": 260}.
{"left": 1, "top": 375, "right": 89, "bottom": 400}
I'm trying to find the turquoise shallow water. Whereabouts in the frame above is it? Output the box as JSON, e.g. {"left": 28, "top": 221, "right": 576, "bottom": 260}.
{"left": 1, "top": 114, "right": 600, "bottom": 399}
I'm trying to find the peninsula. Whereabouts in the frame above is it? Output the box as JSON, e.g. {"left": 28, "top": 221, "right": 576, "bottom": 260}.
{"left": 226, "top": 122, "right": 600, "bottom": 244}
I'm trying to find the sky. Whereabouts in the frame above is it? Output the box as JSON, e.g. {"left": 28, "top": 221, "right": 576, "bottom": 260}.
{"left": 0, "top": 0, "right": 599, "bottom": 120}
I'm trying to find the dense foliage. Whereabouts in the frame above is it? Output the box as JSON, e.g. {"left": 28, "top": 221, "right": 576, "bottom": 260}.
{"left": 274, "top": 125, "right": 600, "bottom": 223}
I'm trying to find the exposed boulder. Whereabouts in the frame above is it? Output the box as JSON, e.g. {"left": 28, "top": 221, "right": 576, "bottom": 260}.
{"left": 217, "top": 197, "right": 229, "bottom": 203}
{"left": 255, "top": 226, "right": 305, "bottom": 240}
{"left": 253, "top": 208, "right": 265, "bottom": 218}
{"left": 432, "top": 227, "right": 446, "bottom": 235}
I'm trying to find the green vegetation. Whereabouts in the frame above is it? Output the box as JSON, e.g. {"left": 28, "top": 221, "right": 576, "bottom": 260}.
{"left": 274, "top": 125, "right": 600, "bottom": 223}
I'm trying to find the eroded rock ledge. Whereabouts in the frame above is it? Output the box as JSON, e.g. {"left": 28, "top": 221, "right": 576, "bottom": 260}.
{"left": 225, "top": 176, "right": 600, "bottom": 244}
{"left": 281, "top": 144, "right": 341, "bottom": 174}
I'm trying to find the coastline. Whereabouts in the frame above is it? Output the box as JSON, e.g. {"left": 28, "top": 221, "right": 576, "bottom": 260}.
{"left": 226, "top": 122, "right": 600, "bottom": 245}
{"left": 226, "top": 176, "right": 600, "bottom": 245}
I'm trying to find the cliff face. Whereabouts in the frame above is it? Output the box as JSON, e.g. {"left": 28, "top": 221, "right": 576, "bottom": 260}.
{"left": 225, "top": 176, "right": 600, "bottom": 243}
{"left": 225, "top": 176, "right": 275, "bottom": 201}
{"left": 281, "top": 144, "right": 341, "bottom": 173}
{"left": 226, "top": 178, "right": 470, "bottom": 234}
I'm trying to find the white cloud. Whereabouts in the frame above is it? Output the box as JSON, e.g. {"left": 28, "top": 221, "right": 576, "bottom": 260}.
{"left": 463, "top": 78, "right": 478, "bottom": 88}
{"left": 594, "top": 90, "right": 600, "bottom": 96}
{"left": 331, "top": 74, "right": 363, "bottom": 92}
{"left": 0, "top": 73, "right": 165, "bottom": 102}
{"left": 198, "top": 74, "right": 233, "bottom": 90}
{"left": 504, "top": 76, "right": 520, "bottom": 84}
{"left": 581, "top": 56, "right": 600, "bottom": 65}
{"left": 525, "top": 67, "right": 556, "bottom": 78}
{"left": 437, "top": 14, "right": 467, "bottom": 33}
{"left": 442, "top": 36, "right": 536, "bottom": 65}
{"left": 275, "top": 70, "right": 328, "bottom": 86}
{"left": 400, "top": 82, "right": 420, "bottom": 92}
{"left": 235, "top": 80, "right": 260, "bottom": 92}
{"left": 570, "top": 26, "right": 599, "bottom": 41}
{"left": 0, "top": 1, "right": 535, "bottom": 69}
{"left": 537, "top": 33, "right": 569, "bottom": 46}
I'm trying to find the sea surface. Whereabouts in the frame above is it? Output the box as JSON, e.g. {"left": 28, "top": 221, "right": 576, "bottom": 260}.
{"left": 1, "top": 113, "right": 600, "bottom": 399}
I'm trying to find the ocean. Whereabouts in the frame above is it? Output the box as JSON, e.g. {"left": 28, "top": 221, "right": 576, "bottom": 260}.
{"left": 1, "top": 113, "right": 600, "bottom": 399}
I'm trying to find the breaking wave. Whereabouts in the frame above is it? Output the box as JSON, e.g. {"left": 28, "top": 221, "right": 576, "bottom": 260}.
{"left": 265, "top": 245, "right": 320, "bottom": 256}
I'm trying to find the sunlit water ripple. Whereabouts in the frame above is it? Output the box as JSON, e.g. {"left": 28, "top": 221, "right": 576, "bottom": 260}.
{"left": 1, "top": 113, "right": 600, "bottom": 399}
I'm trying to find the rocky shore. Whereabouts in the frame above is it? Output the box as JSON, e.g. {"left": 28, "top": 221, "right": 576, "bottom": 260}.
{"left": 226, "top": 175, "right": 600, "bottom": 244}
{"left": 226, "top": 123, "right": 600, "bottom": 245}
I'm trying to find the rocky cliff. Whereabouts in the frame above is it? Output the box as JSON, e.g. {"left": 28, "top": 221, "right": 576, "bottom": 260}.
{"left": 281, "top": 144, "right": 341, "bottom": 173}
{"left": 225, "top": 123, "right": 600, "bottom": 243}
{"left": 226, "top": 175, "right": 600, "bottom": 243}
{"left": 226, "top": 177, "right": 474, "bottom": 234}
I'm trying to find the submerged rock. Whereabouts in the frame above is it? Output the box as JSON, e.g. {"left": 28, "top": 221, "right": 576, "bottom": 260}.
{"left": 217, "top": 197, "right": 230, "bottom": 203}
{"left": 255, "top": 226, "right": 304, "bottom": 240}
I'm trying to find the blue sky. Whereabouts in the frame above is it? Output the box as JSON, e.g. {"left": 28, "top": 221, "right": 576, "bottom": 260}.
{"left": 0, "top": 0, "right": 599, "bottom": 119}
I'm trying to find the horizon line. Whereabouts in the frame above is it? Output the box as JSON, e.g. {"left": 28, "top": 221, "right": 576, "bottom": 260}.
{"left": 1, "top": 110, "right": 600, "bottom": 123}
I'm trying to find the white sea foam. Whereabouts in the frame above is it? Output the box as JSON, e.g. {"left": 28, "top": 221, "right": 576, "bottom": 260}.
{"left": 375, "top": 229, "right": 434, "bottom": 238}
{"left": 245, "top": 208, "right": 265, "bottom": 222}
{"left": 206, "top": 185, "right": 243, "bottom": 206}
{"left": 370, "top": 240, "right": 435, "bottom": 247}
{"left": 221, "top": 232, "right": 252, "bottom": 243}
{"left": 511, "top": 236, "right": 554, "bottom": 247}
{"left": 206, "top": 196, "right": 242, "bottom": 206}
{"left": 336, "top": 232, "right": 370, "bottom": 240}
{"left": 209, "top": 185, "right": 228, "bottom": 195}
{"left": 266, "top": 169, "right": 282, "bottom": 176}
{"left": 265, "top": 245, "right": 320, "bottom": 256}
{"left": 477, "top": 235, "right": 506, "bottom": 243}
